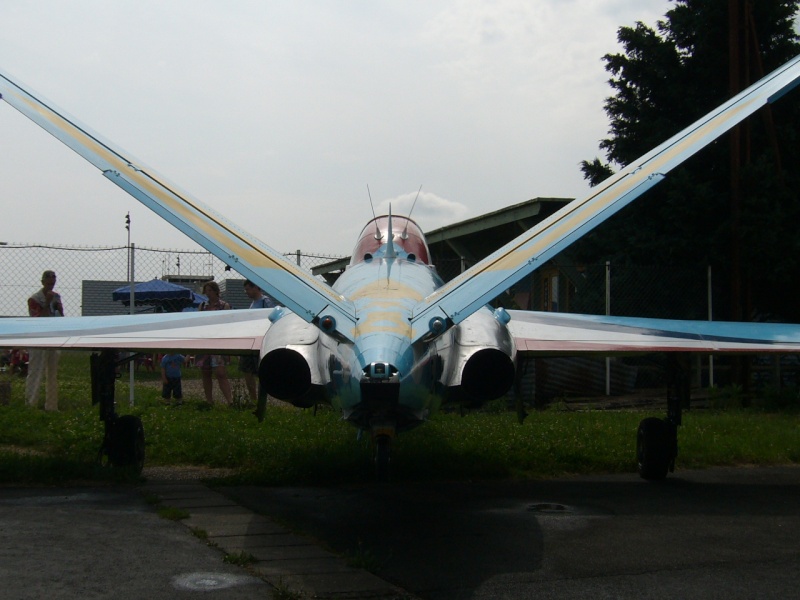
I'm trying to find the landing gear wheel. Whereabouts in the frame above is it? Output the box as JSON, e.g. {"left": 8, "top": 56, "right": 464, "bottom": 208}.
{"left": 637, "top": 417, "right": 673, "bottom": 481}
{"left": 108, "top": 415, "right": 145, "bottom": 473}
{"left": 374, "top": 435, "right": 391, "bottom": 481}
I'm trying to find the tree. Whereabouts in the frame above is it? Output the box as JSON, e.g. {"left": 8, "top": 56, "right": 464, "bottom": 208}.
{"left": 575, "top": 0, "right": 800, "bottom": 322}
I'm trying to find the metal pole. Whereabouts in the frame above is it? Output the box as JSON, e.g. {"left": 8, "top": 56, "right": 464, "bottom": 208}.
{"left": 296, "top": 249, "right": 301, "bottom": 267}
{"left": 125, "top": 212, "right": 131, "bottom": 280}
{"left": 708, "top": 264, "right": 714, "bottom": 388}
{"left": 605, "top": 261, "right": 611, "bottom": 396}
{"left": 129, "top": 242, "right": 135, "bottom": 406}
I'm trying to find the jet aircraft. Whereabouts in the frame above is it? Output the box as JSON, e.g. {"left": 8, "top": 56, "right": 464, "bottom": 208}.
{"left": 2, "top": 55, "right": 800, "bottom": 480}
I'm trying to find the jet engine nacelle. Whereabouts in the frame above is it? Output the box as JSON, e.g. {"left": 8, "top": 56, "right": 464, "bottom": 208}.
{"left": 438, "top": 308, "right": 517, "bottom": 406}
{"left": 258, "top": 311, "right": 329, "bottom": 408}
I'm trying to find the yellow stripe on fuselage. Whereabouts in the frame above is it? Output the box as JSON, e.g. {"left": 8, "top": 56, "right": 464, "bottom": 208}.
{"left": 349, "top": 281, "right": 424, "bottom": 338}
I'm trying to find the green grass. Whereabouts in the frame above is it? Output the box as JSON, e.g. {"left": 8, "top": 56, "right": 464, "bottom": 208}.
{"left": 346, "top": 541, "right": 384, "bottom": 572}
{"left": 1, "top": 351, "right": 798, "bottom": 485}
{"left": 157, "top": 506, "right": 190, "bottom": 520}
{"left": 223, "top": 551, "right": 257, "bottom": 566}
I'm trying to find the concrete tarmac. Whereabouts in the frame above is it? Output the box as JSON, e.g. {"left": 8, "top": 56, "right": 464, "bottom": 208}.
{"left": 0, "top": 480, "right": 402, "bottom": 600}
{"left": 1, "top": 466, "right": 799, "bottom": 599}
{"left": 0, "top": 485, "right": 267, "bottom": 599}
{"left": 224, "top": 465, "right": 800, "bottom": 600}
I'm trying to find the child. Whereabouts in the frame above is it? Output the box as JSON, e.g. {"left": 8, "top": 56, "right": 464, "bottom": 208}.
{"left": 160, "top": 353, "right": 185, "bottom": 404}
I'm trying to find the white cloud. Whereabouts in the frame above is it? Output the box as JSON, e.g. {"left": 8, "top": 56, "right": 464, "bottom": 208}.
{"left": 0, "top": 0, "right": 676, "bottom": 257}
{"left": 376, "top": 191, "right": 472, "bottom": 232}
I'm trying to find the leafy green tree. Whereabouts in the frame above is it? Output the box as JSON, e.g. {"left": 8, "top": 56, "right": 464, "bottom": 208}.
{"left": 575, "top": 0, "right": 800, "bottom": 321}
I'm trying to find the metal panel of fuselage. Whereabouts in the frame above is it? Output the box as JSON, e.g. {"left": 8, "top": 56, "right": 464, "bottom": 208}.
{"left": 330, "top": 258, "right": 443, "bottom": 420}
{"left": 435, "top": 307, "right": 516, "bottom": 389}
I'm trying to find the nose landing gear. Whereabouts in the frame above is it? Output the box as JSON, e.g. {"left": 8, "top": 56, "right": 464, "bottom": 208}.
{"left": 371, "top": 424, "right": 395, "bottom": 481}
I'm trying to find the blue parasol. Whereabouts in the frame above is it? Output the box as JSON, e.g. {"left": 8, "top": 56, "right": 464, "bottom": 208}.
{"left": 112, "top": 279, "right": 207, "bottom": 312}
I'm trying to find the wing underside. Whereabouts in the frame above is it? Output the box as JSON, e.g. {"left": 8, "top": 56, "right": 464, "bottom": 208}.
{"left": 0, "top": 310, "right": 272, "bottom": 353}
{"left": 507, "top": 310, "right": 800, "bottom": 355}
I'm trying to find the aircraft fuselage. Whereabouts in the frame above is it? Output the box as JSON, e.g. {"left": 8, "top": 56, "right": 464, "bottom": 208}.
{"left": 258, "top": 215, "right": 517, "bottom": 435}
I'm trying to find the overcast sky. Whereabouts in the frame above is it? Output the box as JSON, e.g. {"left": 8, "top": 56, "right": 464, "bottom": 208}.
{"left": 1, "top": 0, "right": 675, "bottom": 256}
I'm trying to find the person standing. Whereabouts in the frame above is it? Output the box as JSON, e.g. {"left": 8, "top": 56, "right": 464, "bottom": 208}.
{"left": 160, "top": 353, "right": 185, "bottom": 405}
{"left": 239, "top": 279, "right": 276, "bottom": 405}
{"left": 26, "top": 270, "right": 63, "bottom": 411}
{"left": 198, "top": 281, "right": 233, "bottom": 405}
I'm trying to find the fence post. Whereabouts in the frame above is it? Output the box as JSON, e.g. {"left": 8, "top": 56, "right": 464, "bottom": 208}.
{"left": 296, "top": 250, "right": 301, "bottom": 267}
{"left": 605, "top": 261, "right": 611, "bottom": 396}
{"left": 708, "top": 264, "right": 714, "bottom": 388}
{"left": 129, "top": 243, "right": 135, "bottom": 407}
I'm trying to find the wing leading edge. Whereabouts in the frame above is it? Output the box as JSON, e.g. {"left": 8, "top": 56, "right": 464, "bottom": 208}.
{"left": 0, "top": 70, "right": 358, "bottom": 342}
{"left": 507, "top": 310, "right": 800, "bottom": 355}
{"left": 0, "top": 310, "right": 272, "bottom": 353}
{"left": 409, "top": 54, "right": 800, "bottom": 343}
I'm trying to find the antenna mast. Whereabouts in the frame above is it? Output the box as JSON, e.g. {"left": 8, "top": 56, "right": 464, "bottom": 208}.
{"left": 401, "top": 185, "right": 422, "bottom": 240}
{"left": 367, "top": 185, "right": 382, "bottom": 240}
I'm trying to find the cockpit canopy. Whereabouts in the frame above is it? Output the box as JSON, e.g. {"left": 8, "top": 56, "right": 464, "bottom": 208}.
{"left": 350, "top": 215, "right": 431, "bottom": 266}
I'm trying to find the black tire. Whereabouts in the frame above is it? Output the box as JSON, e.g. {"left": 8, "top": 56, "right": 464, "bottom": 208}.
{"left": 109, "top": 415, "right": 145, "bottom": 473}
{"left": 637, "top": 417, "right": 671, "bottom": 481}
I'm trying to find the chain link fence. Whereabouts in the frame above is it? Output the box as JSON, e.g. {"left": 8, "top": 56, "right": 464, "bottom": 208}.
{"left": 0, "top": 243, "right": 344, "bottom": 317}
{"left": 436, "top": 257, "right": 713, "bottom": 321}
{"left": 560, "top": 262, "right": 712, "bottom": 320}
{"left": 1, "top": 243, "right": 718, "bottom": 320}
{"left": 3, "top": 244, "right": 796, "bottom": 394}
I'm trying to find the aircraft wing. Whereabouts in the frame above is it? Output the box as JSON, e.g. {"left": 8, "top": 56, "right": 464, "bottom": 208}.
{"left": 507, "top": 310, "right": 800, "bottom": 355}
{"left": 0, "top": 70, "right": 357, "bottom": 342}
{"left": 410, "top": 54, "right": 800, "bottom": 343}
{"left": 0, "top": 310, "right": 272, "bottom": 353}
